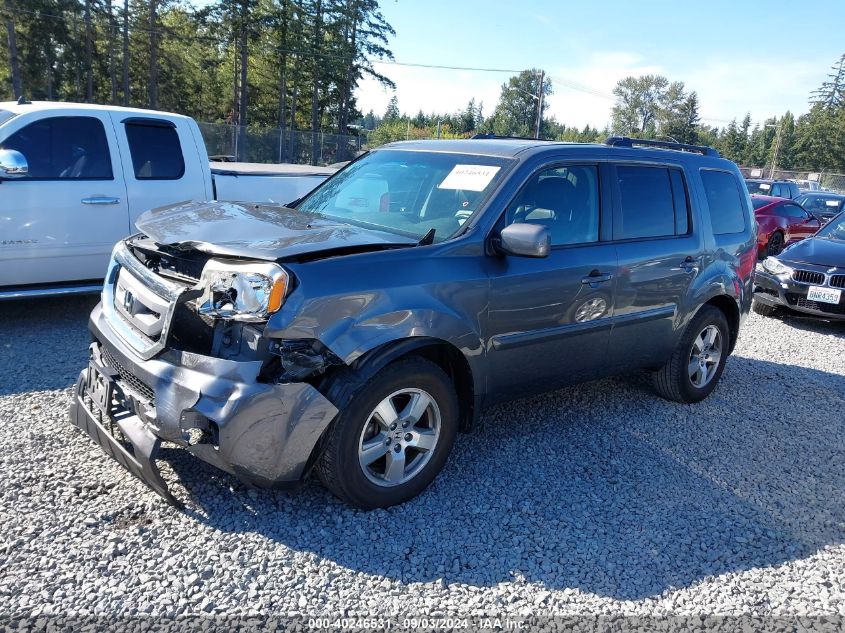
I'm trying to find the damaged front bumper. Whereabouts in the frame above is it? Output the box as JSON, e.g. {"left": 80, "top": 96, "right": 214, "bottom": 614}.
{"left": 69, "top": 302, "right": 339, "bottom": 505}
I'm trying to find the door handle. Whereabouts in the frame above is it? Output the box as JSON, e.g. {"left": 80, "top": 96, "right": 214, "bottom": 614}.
{"left": 82, "top": 196, "right": 121, "bottom": 205}
{"left": 581, "top": 271, "right": 613, "bottom": 286}
{"left": 680, "top": 256, "right": 702, "bottom": 271}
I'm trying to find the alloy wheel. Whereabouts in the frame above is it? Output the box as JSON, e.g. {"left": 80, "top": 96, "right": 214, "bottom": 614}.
{"left": 357, "top": 388, "right": 441, "bottom": 487}
{"left": 687, "top": 325, "right": 723, "bottom": 389}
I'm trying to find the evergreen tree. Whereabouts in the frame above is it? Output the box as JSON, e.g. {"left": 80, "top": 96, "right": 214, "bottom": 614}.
{"left": 383, "top": 94, "right": 399, "bottom": 121}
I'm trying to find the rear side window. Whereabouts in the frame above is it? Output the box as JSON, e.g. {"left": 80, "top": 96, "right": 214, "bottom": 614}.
{"left": 701, "top": 170, "right": 747, "bottom": 235}
{"left": 124, "top": 121, "right": 185, "bottom": 180}
{"left": 0, "top": 116, "right": 112, "bottom": 180}
{"left": 614, "top": 165, "right": 686, "bottom": 240}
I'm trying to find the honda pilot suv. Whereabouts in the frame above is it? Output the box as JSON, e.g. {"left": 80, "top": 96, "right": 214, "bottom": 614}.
{"left": 69, "top": 136, "right": 757, "bottom": 509}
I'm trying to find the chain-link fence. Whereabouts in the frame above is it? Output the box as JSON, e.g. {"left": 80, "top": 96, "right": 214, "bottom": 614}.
{"left": 739, "top": 166, "right": 845, "bottom": 194}
{"left": 198, "top": 122, "right": 366, "bottom": 166}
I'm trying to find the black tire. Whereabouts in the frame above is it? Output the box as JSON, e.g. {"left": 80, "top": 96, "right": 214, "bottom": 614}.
{"left": 316, "top": 357, "right": 459, "bottom": 509}
{"left": 752, "top": 298, "right": 778, "bottom": 317}
{"left": 652, "top": 305, "right": 730, "bottom": 404}
{"left": 766, "top": 231, "right": 785, "bottom": 256}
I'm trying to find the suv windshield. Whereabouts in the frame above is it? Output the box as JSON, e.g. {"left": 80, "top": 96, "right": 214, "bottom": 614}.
{"left": 0, "top": 109, "right": 15, "bottom": 127}
{"left": 745, "top": 180, "right": 773, "bottom": 195}
{"left": 297, "top": 149, "right": 511, "bottom": 242}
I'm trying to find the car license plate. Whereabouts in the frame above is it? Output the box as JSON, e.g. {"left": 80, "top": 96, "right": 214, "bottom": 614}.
{"left": 84, "top": 361, "right": 115, "bottom": 414}
{"left": 806, "top": 286, "right": 842, "bottom": 305}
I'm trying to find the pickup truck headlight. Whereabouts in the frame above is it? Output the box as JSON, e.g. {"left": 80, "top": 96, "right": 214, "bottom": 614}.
{"left": 761, "top": 256, "right": 792, "bottom": 276}
{"left": 196, "top": 259, "right": 289, "bottom": 322}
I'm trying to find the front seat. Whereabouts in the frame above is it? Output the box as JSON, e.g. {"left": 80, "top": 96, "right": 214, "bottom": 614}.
{"left": 522, "top": 177, "right": 574, "bottom": 243}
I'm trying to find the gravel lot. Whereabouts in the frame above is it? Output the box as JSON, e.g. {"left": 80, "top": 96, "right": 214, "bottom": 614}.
{"left": 1, "top": 296, "right": 844, "bottom": 622}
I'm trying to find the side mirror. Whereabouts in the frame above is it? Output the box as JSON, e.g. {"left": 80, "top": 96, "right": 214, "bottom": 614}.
{"left": 0, "top": 149, "right": 28, "bottom": 178}
{"left": 498, "top": 223, "right": 551, "bottom": 258}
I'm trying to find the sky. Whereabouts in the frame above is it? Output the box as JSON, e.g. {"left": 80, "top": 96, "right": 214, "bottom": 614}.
{"left": 354, "top": 0, "right": 845, "bottom": 130}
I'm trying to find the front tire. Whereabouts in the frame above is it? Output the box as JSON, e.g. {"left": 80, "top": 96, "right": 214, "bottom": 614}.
{"left": 652, "top": 306, "right": 730, "bottom": 404}
{"left": 316, "top": 357, "right": 458, "bottom": 509}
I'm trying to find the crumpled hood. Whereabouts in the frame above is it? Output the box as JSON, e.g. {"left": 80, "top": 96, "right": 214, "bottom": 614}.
{"left": 135, "top": 200, "right": 415, "bottom": 260}
{"left": 781, "top": 236, "right": 845, "bottom": 269}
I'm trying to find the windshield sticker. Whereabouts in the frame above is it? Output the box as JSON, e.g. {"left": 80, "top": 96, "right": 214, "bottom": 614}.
{"left": 438, "top": 165, "right": 501, "bottom": 192}
{"left": 826, "top": 200, "right": 840, "bottom": 206}
{"left": 759, "top": 183, "right": 771, "bottom": 190}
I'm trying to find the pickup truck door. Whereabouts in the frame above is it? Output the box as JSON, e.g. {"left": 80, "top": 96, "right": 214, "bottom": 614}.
{"left": 109, "top": 115, "right": 211, "bottom": 225}
{"left": 485, "top": 163, "right": 617, "bottom": 402}
{"left": 0, "top": 112, "right": 130, "bottom": 287}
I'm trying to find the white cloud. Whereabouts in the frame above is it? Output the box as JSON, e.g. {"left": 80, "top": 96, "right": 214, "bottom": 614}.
{"left": 354, "top": 51, "right": 828, "bottom": 131}
{"left": 356, "top": 63, "right": 506, "bottom": 121}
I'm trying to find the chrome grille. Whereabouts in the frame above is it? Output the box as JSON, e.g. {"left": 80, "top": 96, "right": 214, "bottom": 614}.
{"left": 830, "top": 275, "right": 845, "bottom": 289}
{"left": 792, "top": 270, "right": 825, "bottom": 285}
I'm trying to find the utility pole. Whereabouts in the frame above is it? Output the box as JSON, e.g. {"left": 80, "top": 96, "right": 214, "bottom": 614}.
{"left": 534, "top": 70, "right": 545, "bottom": 139}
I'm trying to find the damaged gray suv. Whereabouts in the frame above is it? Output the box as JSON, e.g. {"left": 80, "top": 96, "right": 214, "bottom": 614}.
{"left": 70, "top": 137, "right": 757, "bottom": 509}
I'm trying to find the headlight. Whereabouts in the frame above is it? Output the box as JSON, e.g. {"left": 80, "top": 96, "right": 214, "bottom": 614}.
{"left": 196, "top": 259, "right": 289, "bottom": 321}
{"left": 761, "top": 256, "right": 792, "bottom": 276}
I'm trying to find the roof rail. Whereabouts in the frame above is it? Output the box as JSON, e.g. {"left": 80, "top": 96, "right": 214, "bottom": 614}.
{"left": 470, "top": 133, "right": 550, "bottom": 142}
{"left": 605, "top": 136, "right": 720, "bottom": 157}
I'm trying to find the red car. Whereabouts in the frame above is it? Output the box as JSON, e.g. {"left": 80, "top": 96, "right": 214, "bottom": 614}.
{"left": 751, "top": 195, "right": 820, "bottom": 258}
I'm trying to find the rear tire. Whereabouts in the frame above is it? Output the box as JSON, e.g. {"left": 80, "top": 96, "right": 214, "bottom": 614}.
{"left": 316, "top": 357, "right": 458, "bottom": 509}
{"left": 752, "top": 298, "right": 778, "bottom": 317}
{"left": 652, "top": 305, "right": 730, "bottom": 404}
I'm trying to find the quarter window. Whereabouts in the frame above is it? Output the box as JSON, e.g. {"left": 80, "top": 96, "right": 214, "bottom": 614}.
{"left": 701, "top": 170, "right": 747, "bottom": 235}
{"left": 614, "top": 165, "right": 680, "bottom": 240}
{"left": 124, "top": 121, "right": 185, "bottom": 180}
{"left": 0, "top": 116, "right": 112, "bottom": 179}
{"left": 505, "top": 165, "right": 600, "bottom": 246}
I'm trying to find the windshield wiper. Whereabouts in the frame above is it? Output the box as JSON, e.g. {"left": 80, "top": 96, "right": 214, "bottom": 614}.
{"left": 418, "top": 228, "right": 436, "bottom": 246}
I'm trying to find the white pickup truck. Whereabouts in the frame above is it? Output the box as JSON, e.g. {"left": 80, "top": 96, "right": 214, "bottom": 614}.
{"left": 0, "top": 101, "right": 337, "bottom": 298}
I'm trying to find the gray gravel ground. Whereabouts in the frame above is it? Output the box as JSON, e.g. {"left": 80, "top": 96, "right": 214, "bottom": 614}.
{"left": 1, "top": 296, "right": 844, "bottom": 622}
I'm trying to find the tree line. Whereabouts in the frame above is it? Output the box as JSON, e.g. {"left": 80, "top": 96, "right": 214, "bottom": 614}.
{"left": 365, "top": 56, "right": 845, "bottom": 174}
{"left": 1, "top": 0, "right": 394, "bottom": 159}
{"left": 4, "top": 4, "right": 845, "bottom": 173}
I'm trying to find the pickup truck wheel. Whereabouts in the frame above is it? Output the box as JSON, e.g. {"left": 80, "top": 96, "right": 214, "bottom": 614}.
{"left": 316, "top": 357, "right": 458, "bottom": 509}
{"left": 652, "top": 305, "right": 730, "bottom": 404}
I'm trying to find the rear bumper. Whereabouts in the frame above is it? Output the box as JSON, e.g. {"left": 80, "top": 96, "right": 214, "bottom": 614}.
{"left": 754, "top": 269, "right": 845, "bottom": 320}
{"left": 68, "top": 302, "right": 339, "bottom": 503}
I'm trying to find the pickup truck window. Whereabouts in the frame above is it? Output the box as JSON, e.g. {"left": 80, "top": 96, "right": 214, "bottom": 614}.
{"left": 0, "top": 116, "right": 113, "bottom": 180}
{"left": 125, "top": 121, "right": 185, "bottom": 180}
{"left": 505, "top": 165, "right": 600, "bottom": 246}
{"left": 701, "top": 169, "right": 747, "bottom": 235}
{"left": 297, "top": 149, "right": 511, "bottom": 242}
